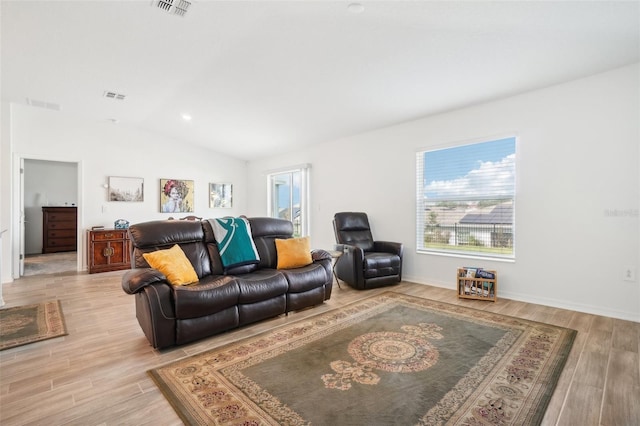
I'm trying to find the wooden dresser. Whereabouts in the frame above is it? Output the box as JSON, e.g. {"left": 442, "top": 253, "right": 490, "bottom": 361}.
{"left": 42, "top": 206, "right": 77, "bottom": 253}
{"left": 87, "top": 229, "right": 131, "bottom": 274}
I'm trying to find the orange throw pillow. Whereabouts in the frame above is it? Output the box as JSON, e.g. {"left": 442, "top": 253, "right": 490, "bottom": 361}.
{"left": 142, "top": 244, "right": 198, "bottom": 285}
{"left": 275, "top": 236, "right": 313, "bottom": 269}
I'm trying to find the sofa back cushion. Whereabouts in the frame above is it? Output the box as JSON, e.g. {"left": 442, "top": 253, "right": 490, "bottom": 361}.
{"left": 128, "top": 220, "right": 212, "bottom": 278}
{"left": 248, "top": 217, "right": 294, "bottom": 269}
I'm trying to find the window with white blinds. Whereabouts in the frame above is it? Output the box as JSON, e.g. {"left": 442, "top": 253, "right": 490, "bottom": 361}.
{"left": 416, "top": 137, "right": 516, "bottom": 258}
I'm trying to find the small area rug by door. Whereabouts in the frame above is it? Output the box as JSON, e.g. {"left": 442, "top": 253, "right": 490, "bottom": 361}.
{"left": 149, "top": 292, "right": 576, "bottom": 425}
{"left": 0, "top": 300, "right": 68, "bottom": 350}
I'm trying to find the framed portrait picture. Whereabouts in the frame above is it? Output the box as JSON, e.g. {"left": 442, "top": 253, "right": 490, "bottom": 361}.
{"left": 108, "top": 176, "right": 144, "bottom": 202}
{"left": 210, "top": 183, "right": 232, "bottom": 208}
{"left": 160, "top": 179, "right": 194, "bottom": 213}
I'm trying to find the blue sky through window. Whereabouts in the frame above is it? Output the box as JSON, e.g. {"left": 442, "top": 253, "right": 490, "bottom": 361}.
{"left": 423, "top": 137, "right": 516, "bottom": 201}
{"left": 276, "top": 171, "right": 301, "bottom": 211}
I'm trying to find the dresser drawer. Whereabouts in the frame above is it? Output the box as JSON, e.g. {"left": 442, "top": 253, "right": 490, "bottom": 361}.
{"left": 46, "top": 212, "right": 76, "bottom": 222}
{"left": 46, "top": 220, "right": 76, "bottom": 230}
{"left": 91, "top": 230, "right": 128, "bottom": 241}
{"left": 47, "top": 237, "right": 77, "bottom": 248}
{"left": 47, "top": 229, "right": 76, "bottom": 239}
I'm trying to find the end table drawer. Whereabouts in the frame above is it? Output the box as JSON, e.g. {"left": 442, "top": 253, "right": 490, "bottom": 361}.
{"left": 91, "top": 230, "right": 127, "bottom": 241}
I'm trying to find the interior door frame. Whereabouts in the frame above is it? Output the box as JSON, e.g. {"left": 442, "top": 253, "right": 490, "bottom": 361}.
{"left": 12, "top": 154, "right": 83, "bottom": 278}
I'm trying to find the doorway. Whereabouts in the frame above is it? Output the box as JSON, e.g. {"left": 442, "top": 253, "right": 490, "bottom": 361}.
{"left": 20, "top": 159, "right": 80, "bottom": 277}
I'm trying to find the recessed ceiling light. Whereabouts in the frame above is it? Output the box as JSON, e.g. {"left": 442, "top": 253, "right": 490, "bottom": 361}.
{"left": 347, "top": 3, "right": 365, "bottom": 14}
{"left": 182, "top": 114, "right": 192, "bottom": 121}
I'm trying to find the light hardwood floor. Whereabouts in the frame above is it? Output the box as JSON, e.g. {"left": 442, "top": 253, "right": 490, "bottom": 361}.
{"left": 1, "top": 270, "right": 638, "bottom": 425}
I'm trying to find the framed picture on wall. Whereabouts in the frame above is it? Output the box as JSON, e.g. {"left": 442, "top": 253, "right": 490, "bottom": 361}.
{"left": 160, "top": 179, "right": 194, "bottom": 213}
{"left": 108, "top": 176, "right": 144, "bottom": 202}
{"left": 210, "top": 183, "right": 232, "bottom": 208}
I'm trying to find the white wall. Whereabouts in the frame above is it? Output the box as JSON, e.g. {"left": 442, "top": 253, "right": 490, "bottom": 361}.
{"left": 3, "top": 65, "right": 637, "bottom": 321}
{"left": 247, "top": 64, "right": 640, "bottom": 322}
{"left": 3, "top": 103, "right": 248, "bottom": 279}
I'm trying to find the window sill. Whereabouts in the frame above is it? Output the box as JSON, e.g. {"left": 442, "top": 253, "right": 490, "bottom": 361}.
{"left": 416, "top": 249, "right": 515, "bottom": 263}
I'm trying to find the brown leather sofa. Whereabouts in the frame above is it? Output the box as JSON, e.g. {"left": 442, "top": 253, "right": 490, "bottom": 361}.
{"left": 121, "top": 217, "right": 333, "bottom": 349}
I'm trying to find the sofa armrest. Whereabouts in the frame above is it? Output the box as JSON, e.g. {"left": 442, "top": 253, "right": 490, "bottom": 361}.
{"left": 311, "top": 248, "right": 331, "bottom": 262}
{"left": 373, "top": 241, "right": 404, "bottom": 257}
{"left": 122, "top": 268, "right": 167, "bottom": 294}
{"left": 334, "top": 244, "right": 365, "bottom": 286}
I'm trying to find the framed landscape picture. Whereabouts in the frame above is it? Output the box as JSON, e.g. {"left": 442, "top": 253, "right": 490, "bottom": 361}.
{"left": 108, "top": 176, "right": 144, "bottom": 202}
{"left": 210, "top": 183, "right": 232, "bottom": 208}
{"left": 160, "top": 179, "right": 194, "bottom": 213}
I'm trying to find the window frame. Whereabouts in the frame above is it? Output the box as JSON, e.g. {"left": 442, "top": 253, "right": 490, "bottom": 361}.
{"left": 266, "top": 164, "right": 310, "bottom": 237}
{"left": 416, "top": 136, "right": 517, "bottom": 260}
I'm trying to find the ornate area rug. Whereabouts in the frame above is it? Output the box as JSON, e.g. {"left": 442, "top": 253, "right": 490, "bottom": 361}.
{"left": 149, "top": 292, "right": 576, "bottom": 425}
{"left": 0, "top": 300, "right": 68, "bottom": 350}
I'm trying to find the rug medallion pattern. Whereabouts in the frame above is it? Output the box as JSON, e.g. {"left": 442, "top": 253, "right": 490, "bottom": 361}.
{"left": 322, "top": 322, "right": 444, "bottom": 390}
{"left": 149, "top": 292, "right": 576, "bottom": 425}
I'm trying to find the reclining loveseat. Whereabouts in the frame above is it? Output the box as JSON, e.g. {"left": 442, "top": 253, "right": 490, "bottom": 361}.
{"left": 121, "top": 217, "right": 333, "bottom": 349}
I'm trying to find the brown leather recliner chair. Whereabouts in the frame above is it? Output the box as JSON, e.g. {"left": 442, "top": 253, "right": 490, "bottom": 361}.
{"left": 333, "top": 212, "right": 403, "bottom": 290}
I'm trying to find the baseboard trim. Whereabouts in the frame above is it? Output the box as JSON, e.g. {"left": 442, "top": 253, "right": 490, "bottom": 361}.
{"left": 402, "top": 276, "right": 639, "bottom": 323}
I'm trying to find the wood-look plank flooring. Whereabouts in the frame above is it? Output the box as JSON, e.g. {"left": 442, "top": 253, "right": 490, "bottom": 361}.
{"left": 1, "top": 270, "right": 638, "bottom": 425}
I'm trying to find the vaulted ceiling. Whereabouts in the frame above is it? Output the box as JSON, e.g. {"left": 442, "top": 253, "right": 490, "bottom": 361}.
{"left": 2, "top": 1, "right": 639, "bottom": 160}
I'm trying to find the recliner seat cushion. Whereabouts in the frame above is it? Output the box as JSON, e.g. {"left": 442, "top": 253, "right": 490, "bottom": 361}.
{"left": 363, "top": 253, "right": 401, "bottom": 279}
{"left": 173, "top": 275, "right": 239, "bottom": 319}
{"left": 280, "top": 263, "right": 328, "bottom": 294}
{"left": 235, "top": 269, "right": 289, "bottom": 304}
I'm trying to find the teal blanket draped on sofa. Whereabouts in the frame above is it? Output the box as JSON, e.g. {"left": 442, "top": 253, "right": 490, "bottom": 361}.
{"left": 208, "top": 217, "right": 260, "bottom": 269}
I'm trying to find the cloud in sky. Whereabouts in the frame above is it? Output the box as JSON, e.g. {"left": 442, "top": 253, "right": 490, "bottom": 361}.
{"left": 425, "top": 154, "right": 515, "bottom": 200}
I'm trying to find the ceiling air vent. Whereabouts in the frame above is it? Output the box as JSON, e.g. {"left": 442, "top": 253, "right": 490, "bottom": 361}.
{"left": 103, "top": 91, "right": 126, "bottom": 101}
{"left": 26, "top": 98, "right": 61, "bottom": 111}
{"left": 155, "top": 0, "right": 191, "bottom": 17}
